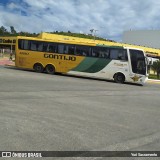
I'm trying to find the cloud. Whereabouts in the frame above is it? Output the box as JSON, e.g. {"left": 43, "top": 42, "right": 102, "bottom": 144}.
{"left": 0, "top": 0, "right": 160, "bottom": 41}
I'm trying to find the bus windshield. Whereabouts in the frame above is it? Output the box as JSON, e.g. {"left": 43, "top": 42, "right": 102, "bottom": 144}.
{"left": 129, "top": 49, "right": 146, "bottom": 75}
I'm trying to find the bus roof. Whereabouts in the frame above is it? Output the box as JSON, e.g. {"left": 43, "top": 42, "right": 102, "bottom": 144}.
{"left": 16, "top": 36, "right": 97, "bottom": 46}
{"left": 16, "top": 36, "right": 129, "bottom": 49}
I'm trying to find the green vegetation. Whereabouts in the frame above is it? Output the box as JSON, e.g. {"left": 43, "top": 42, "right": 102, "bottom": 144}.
{"left": 151, "top": 60, "right": 160, "bottom": 79}
{"left": 48, "top": 31, "right": 115, "bottom": 42}
{"left": 0, "top": 25, "right": 38, "bottom": 37}
{"left": 149, "top": 74, "right": 160, "bottom": 80}
{"left": 0, "top": 25, "right": 115, "bottom": 42}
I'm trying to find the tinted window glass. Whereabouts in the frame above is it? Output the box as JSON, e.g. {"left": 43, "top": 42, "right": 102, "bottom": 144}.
{"left": 91, "top": 47, "right": 109, "bottom": 58}
{"left": 37, "top": 42, "right": 43, "bottom": 51}
{"left": 67, "top": 45, "right": 75, "bottom": 55}
{"left": 30, "top": 41, "right": 44, "bottom": 51}
{"left": 48, "top": 43, "right": 57, "bottom": 53}
{"left": 18, "top": 40, "right": 30, "bottom": 50}
{"left": 58, "top": 44, "right": 64, "bottom": 54}
{"left": 110, "top": 49, "right": 127, "bottom": 60}
{"left": 42, "top": 42, "right": 48, "bottom": 52}
{"left": 130, "top": 49, "right": 146, "bottom": 75}
{"left": 57, "top": 44, "right": 75, "bottom": 54}
{"left": 30, "top": 41, "right": 37, "bottom": 51}
{"left": 75, "top": 45, "right": 90, "bottom": 56}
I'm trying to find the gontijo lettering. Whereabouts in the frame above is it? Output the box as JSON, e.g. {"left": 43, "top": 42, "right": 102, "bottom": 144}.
{"left": 44, "top": 53, "right": 76, "bottom": 61}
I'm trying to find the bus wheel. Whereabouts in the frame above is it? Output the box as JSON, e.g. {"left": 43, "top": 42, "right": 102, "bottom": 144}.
{"left": 33, "top": 63, "right": 44, "bottom": 73}
{"left": 45, "top": 64, "right": 55, "bottom": 74}
{"left": 114, "top": 73, "right": 125, "bottom": 83}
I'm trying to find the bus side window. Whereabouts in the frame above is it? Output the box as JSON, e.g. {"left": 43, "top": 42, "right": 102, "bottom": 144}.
{"left": 64, "top": 45, "right": 69, "bottom": 54}
{"left": 75, "top": 45, "right": 90, "bottom": 56}
{"left": 110, "top": 49, "right": 128, "bottom": 60}
{"left": 124, "top": 50, "right": 128, "bottom": 60}
{"left": 18, "top": 40, "right": 23, "bottom": 49}
{"left": 19, "top": 40, "right": 30, "bottom": 50}
{"left": 57, "top": 44, "right": 75, "bottom": 55}
{"left": 43, "top": 43, "right": 48, "bottom": 52}
{"left": 99, "top": 48, "right": 109, "bottom": 58}
{"left": 104, "top": 52, "right": 110, "bottom": 58}
{"left": 68, "top": 45, "right": 75, "bottom": 55}
{"left": 110, "top": 49, "right": 120, "bottom": 60}
{"left": 58, "top": 44, "right": 64, "bottom": 54}
{"left": 30, "top": 41, "right": 37, "bottom": 51}
{"left": 48, "top": 43, "right": 57, "bottom": 53}
{"left": 118, "top": 50, "right": 128, "bottom": 60}
{"left": 92, "top": 47, "right": 98, "bottom": 57}
{"left": 37, "top": 42, "right": 43, "bottom": 51}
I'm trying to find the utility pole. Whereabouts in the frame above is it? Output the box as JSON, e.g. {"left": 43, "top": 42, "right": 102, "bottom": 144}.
{"left": 90, "top": 29, "right": 98, "bottom": 41}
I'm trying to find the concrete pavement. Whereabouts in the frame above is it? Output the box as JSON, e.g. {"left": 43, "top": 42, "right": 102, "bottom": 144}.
{"left": 0, "top": 56, "right": 15, "bottom": 66}
{"left": 0, "top": 67, "right": 160, "bottom": 160}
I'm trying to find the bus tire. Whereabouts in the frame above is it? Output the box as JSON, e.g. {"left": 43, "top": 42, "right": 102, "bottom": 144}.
{"left": 114, "top": 73, "right": 125, "bottom": 83}
{"left": 33, "top": 63, "right": 44, "bottom": 73}
{"left": 45, "top": 64, "right": 55, "bottom": 74}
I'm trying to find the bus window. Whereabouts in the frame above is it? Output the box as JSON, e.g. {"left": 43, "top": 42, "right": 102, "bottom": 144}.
{"left": 110, "top": 49, "right": 127, "bottom": 60}
{"left": 48, "top": 43, "right": 57, "bottom": 53}
{"left": 57, "top": 44, "right": 74, "bottom": 54}
{"left": 92, "top": 47, "right": 99, "bottom": 57}
{"left": 75, "top": 45, "right": 90, "bottom": 56}
{"left": 30, "top": 41, "right": 44, "bottom": 51}
{"left": 92, "top": 47, "right": 109, "bottom": 58}
{"left": 68, "top": 45, "right": 75, "bottom": 55}
{"left": 130, "top": 49, "right": 146, "bottom": 75}
{"left": 42, "top": 42, "right": 48, "bottom": 52}
{"left": 30, "top": 41, "right": 37, "bottom": 51}
{"left": 18, "top": 40, "right": 30, "bottom": 50}
{"left": 37, "top": 41, "right": 43, "bottom": 51}
{"left": 57, "top": 44, "right": 67, "bottom": 54}
{"left": 63, "top": 44, "right": 75, "bottom": 55}
{"left": 99, "top": 47, "right": 110, "bottom": 58}
{"left": 58, "top": 44, "right": 64, "bottom": 54}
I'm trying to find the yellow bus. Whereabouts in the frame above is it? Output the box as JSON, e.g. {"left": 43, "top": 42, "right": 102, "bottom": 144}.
{"left": 15, "top": 36, "right": 148, "bottom": 84}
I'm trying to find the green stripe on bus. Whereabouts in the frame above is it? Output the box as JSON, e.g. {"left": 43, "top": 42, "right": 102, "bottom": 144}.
{"left": 72, "top": 57, "right": 111, "bottom": 73}
{"left": 83, "top": 58, "right": 111, "bottom": 73}
{"left": 72, "top": 57, "right": 98, "bottom": 72}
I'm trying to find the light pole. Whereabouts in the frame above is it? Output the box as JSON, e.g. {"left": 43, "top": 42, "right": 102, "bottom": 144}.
{"left": 90, "top": 29, "right": 98, "bottom": 41}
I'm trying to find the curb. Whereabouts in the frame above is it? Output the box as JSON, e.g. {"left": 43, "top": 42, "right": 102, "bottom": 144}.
{"left": 147, "top": 79, "right": 160, "bottom": 84}
{"left": 5, "top": 64, "right": 15, "bottom": 67}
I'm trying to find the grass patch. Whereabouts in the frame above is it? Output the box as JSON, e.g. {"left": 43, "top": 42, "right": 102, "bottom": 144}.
{"left": 149, "top": 74, "right": 160, "bottom": 80}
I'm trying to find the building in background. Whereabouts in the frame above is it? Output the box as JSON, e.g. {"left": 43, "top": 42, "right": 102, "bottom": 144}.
{"left": 122, "top": 30, "right": 160, "bottom": 49}
{"left": 0, "top": 37, "right": 16, "bottom": 55}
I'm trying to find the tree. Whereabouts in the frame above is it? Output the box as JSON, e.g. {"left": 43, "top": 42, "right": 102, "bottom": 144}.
{"left": 151, "top": 60, "right": 160, "bottom": 79}
{"left": 0, "top": 26, "right": 8, "bottom": 34}
{"left": 10, "top": 26, "right": 16, "bottom": 34}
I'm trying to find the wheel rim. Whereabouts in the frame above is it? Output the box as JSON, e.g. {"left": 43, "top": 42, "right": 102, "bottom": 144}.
{"left": 48, "top": 66, "right": 54, "bottom": 73}
{"left": 46, "top": 65, "right": 55, "bottom": 74}
{"left": 37, "top": 66, "right": 42, "bottom": 72}
{"left": 117, "top": 75, "right": 123, "bottom": 81}
{"left": 115, "top": 74, "right": 124, "bottom": 83}
{"left": 34, "top": 64, "right": 43, "bottom": 73}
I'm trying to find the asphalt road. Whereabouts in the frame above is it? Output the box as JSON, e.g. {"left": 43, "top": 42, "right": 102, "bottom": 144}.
{"left": 0, "top": 66, "right": 160, "bottom": 160}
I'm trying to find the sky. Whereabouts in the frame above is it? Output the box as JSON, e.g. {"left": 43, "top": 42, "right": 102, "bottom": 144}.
{"left": 0, "top": 0, "right": 160, "bottom": 41}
